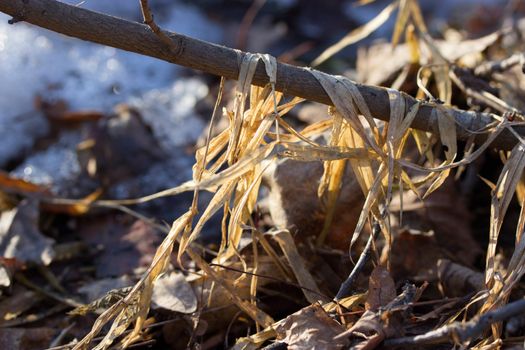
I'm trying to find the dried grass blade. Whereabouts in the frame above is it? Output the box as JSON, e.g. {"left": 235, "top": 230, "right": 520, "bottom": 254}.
{"left": 270, "top": 229, "right": 329, "bottom": 303}
{"left": 312, "top": 1, "right": 398, "bottom": 66}
{"left": 423, "top": 107, "right": 457, "bottom": 198}
{"left": 187, "top": 248, "right": 275, "bottom": 327}
{"left": 278, "top": 142, "right": 372, "bottom": 162}
{"left": 350, "top": 163, "right": 387, "bottom": 249}
{"left": 221, "top": 165, "right": 268, "bottom": 261}
{"left": 486, "top": 143, "right": 525, "bottom": 285}
{"left": 392, "top": 0, "right": 411, "bottom": 48}
{"left": 73, "top": 212, "right": 192, "bottom": 350}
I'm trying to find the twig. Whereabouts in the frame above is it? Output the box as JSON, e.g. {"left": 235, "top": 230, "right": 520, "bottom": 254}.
{"left": 48, "top": 323, "right": 76, "bottom": 348}
{"left": 450, "top": 66, "right": 522, "bottom": 116}
{"left": 0, "top": 0, "right": 523, "bottom": 150}
{"left": 208, "top": 263, "right": 332, "bottom": 301}
{"left": 236, "top": 0, "right": 267, "bottom": 50}
{"left": 138, "top": 0, "right": 178, "bottom": 53}
{"left": 15, "top": 273, "right": 83, "bottom": 308}
{"left": 384, "top": 298, "right": 525, "bottom": 347}
{"left": 335, "top": 219, "right": 381, "bottom": 300}
{"left": 261, "top": 341, "right": 287, "bottom": 350}
{"left": 474, "top": 52, "right": 525, "bottom": 77}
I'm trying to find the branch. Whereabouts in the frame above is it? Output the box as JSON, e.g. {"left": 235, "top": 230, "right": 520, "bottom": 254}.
{"left": 335, "top": 218, "right": 381, "bottom": 300}
{"left": 384, "top": 298, "right": 525, "bottom": 347}
{"left": 0, "top": 0, "right": 522, "bottom": 150}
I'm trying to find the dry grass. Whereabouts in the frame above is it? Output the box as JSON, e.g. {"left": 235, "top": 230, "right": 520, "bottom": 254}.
{"left": 66, "top": 1, "right": 525, "bottom": 349}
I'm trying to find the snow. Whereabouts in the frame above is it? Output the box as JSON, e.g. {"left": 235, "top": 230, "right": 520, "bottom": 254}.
{"left": 9, "top": 132, "right": 87, "bottom": 196}
{"left": 0, "top": 1, "right": 222, "bottom": 167}
{"left": 129, "top": 78, "right": 208, "bottom": 152}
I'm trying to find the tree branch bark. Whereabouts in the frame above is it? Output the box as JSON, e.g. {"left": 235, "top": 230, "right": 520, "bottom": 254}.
{"left": 0, "top": 0, "right": 522, "bottom": 150}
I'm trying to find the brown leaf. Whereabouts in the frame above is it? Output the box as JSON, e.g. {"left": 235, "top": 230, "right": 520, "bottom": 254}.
{"left": 151, "top": 271, "right": 197, "bottom": 313}
{"left": 0, "top": 287, "right": 44, "bottom": 324}
{"left": 275, "top": 304, "right": 348, "bottom": 350}
{"left": 262, "top": 157, "right": 364, "bottom": 248}
{"left": 366, "top": 266, "right": 396, "bottom": 311}
{"left": 0, "top": 200, "right": 55, "bottom": 265}
{"left": 388, "top": 178, "right": 481, "bottom": 280}
{"left": 0, "top": 327, "right": 55, "bottom": 350}
{"left": 437, "top": 259, "right": 484, "bottom": 297}
{"left": 77, "top": 217, "right": 161, "bottom": 278}
{"left": 338, "top": 284, "right": 417, "bottom": 349}
{"left": 0, "top": 170, "right": 49, "bottom": 195}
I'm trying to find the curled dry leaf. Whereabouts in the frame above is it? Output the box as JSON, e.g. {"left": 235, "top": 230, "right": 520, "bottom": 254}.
{"left": 337, "top": 284, "right": 417, "bottom": 349}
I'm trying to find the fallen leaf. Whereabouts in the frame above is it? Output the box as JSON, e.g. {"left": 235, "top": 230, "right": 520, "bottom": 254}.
{"left": 0, "top": 170, "right": 49, "bottom": 195}
{"left": 366, "top": 265, "right": 396, "bottom": 311}
{"left": 151, "top": 271, "right": 197, "bottom": 313}
{"left": 77, "top": 217, "right": 161, "bottom": 278}
{"left": 262, "top": 157, "right": 364, "bottom": 249}
{"left": 0, "top": 200, "right": 55, "bottom": 265}
{"left": 0, "top": 287, "right": 44, "bottom": 324}
{"left": 0, "top": 327, "right": 55, "bottom": 350}
{"left": 437, "top": 259, "right": 484, "bottom": 297}
{"left": 388, "top": 178, "right": 481, "bottom": 280}
{"left": 337, "top": 284, "right": 417, "bottom": 349}
{"left": 275, "top": 304, "right": 348, "bottom": 350}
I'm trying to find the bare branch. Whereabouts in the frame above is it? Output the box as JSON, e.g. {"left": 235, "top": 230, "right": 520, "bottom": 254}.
{"left": 335, "top": 218, "right": 381, "bottom": 300}
{"left": 384, "top": 298, "right": 525, "bottom": 347}
{"left": 138, "top": 0, "right": 178, "bottom": 53}
{"left": 0, "top": 0, "right": 523, "bottom": 150}
{"left": 474, "top": 52, "right": 525, "bottom": 77}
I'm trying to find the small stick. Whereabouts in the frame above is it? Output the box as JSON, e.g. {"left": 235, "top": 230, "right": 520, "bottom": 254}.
{"left": 474, "top": 52, "right": 525, "bottom": 77}
{"left": 335, "top": 219, "right": 381, "bottom": 300}
{"left": 384, "top": 297, "right": 525, "bottom": 347}
{"left": 450, "top": 66, "right": 522, "bottom": 116}
{"left": 139, "top": 0, "right": 178, "bottom": 53}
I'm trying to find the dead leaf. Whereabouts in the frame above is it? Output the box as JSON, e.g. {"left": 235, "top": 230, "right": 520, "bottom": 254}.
{"left": 0, "top": 170, "right": 49, "bottom": 195}
{"left": 388, "top": 178, "right": 481, "bottom": 280}
{"left": 151, "top": 271, "right": 197, "bottom": 314}
{"left": 82, "top": 105, "right": 165, "bottom": 185}
{"left": 0, "top": 287, "right": 44, "bottom": 324}
{"left": 337, "top": 284, "right": 417, "bottom": 349}
{"left": 357, "top": 32, "right": 500, "bottom": 86}
{"left": 366, "top": 266, "right": 396, "bottom": 311}
{"left": 0, "top": 327, "right": 55, "bottom": 350}
{"left": 0, "top": 200, "right": 55, "bottom": 265}
{"left": 77, "top": 217, "right": 161, "bottom": 278}
{"left": 262, "top": 157, "right": 364, "bottom": 248}
{"left": 77, "top": 276, "right": 134, "bottom": 304}
{"left": 275, "top": 304, "right": 348, "bottom": 350}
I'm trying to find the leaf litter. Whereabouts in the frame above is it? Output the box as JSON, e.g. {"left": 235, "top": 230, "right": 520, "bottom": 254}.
{"left": 5, "top": 1, "right": 525, "bottom": 349}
